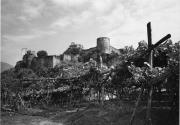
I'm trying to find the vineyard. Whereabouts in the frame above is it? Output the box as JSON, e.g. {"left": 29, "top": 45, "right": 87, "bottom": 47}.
{"left": 1, "top": 23, "right": 179, "bottom": 125}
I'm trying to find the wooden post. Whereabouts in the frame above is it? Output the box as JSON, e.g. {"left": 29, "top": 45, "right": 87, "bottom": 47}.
{"left": 145, "top": 22, "right": 153, "bottom": 125}
{"left": 147, "top": 22, "right": 153, "bottom": 67}
{"left": 70, "top": 82, "right": 73, "bottom": 107}
{"left": 129, "top": 87, "right": 144, "bottom": 125}
{"left": 129, "top": 22, "right": 171, "bottom": 125}
{"left": 18, "top": 93, "right": 26, "bottom": 109}
{"left": 101, "top": 85, "right": 104, "bottom": 105}
{"left": 147, "top": 22, "right": 152, "bottom": 50}
{"left": 99, "top": 55, "right": 105, "bottom": 105}
{"left": 146, "top": 86, "right": 153, "bottom": 125}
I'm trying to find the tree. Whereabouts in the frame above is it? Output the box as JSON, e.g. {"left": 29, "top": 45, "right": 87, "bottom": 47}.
{"left": 37, "top": 50, "right": 48, "bottom": 58}
{"left": 15, "top": 61, "right": 26, "bottom": 71}
{"left": 64, "top": 42, "right": 83, "bottom": 56}
{"left": 23, "top": 50, "right": 36, "bottom": 68}
{"left": 136, "top": 40, "right": 148, "bottom": 52}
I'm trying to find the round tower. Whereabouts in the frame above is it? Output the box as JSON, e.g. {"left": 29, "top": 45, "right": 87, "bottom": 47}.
{"left": 97, "top": 37, "right": 110, "bottom": 54}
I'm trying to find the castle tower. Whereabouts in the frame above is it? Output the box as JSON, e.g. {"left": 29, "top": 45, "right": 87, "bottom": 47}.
{"left": 97, "top": 37, "right": 110, "bottom": 54}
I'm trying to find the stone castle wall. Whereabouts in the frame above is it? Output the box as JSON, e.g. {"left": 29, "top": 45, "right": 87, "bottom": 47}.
{"left": 110, "top": 46, "right": 120, "bottom": 54}
{"left": 36, "top": 55, "right": 61, "bottom": 68}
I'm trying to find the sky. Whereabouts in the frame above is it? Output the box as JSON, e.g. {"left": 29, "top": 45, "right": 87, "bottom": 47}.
{"left": 1, "top": 0, "right": 180, "bottom": 66}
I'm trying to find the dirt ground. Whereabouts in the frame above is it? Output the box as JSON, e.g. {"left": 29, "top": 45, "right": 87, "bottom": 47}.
{"left": 1, "top": 102, "right": 179, "bottom": 125}
{"left": 1, "top": 112, "right": 62, "bottom": 125}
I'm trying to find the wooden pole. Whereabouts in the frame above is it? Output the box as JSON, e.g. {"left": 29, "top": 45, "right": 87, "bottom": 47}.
{"left": 147, "top": 22, "right": 152, "bottom": 49}
{"left": 99, "top": 55, "right": 105, "bottom": 105}
{"left": 145, "top": 22, "right": 153, "bottom": 125}
{"left": 18, "top": 93, "right": 26, "bottom": 109}
{"left": 153, "top": 34, "right": 171, "bottom": 49}
{"left": 129, "top": 86, "right": 144, "bottom": 125}
{"left": 101, "top": 85, "right": 104, "bottom": 105}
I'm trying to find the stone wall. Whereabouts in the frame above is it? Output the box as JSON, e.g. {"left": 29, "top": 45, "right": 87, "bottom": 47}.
{"left": 52, "top": 56, "right": 61, "bottom": 67}
{"left": 63, "top": 54, "right": 71, "bottom": 61}
{"left": 63, "top": 54, "right": 79, "bottom": 62}
{"left": 110, "top": 46, "right": 120, "bottom": 54}
{"left": 36, "top": 55, "right": 61, "bottom": 68}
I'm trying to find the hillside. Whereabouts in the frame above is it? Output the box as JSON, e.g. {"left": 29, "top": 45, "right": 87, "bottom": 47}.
{"left": 1, "top": 62, "right": 13, "bottom": 72}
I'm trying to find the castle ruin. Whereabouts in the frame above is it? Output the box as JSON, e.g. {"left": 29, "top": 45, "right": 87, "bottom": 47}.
{"left": 21, "top": 37, "right": 120, "bottom": 68}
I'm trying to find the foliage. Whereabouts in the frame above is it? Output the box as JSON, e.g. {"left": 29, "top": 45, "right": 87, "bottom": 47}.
{"left": 105, "top": 40, "right": 179, "bottom": 102}
{"left": 1, "top": 68, "right": 17, "bottom": 87}
{"left": 136, "top": 40, "right": 148, "bottom": 53}
{"left": 16, "top": 68, "right": 38, "bottom": 79}
{"left": 1, "top": 39, "right": 179, "bottom": 109}
{"left": 29, "top": 57, "right": 49, "bottom": 77}
{"left": 64, "top": 42, "right": 83, "bottom": 55}
{"left": 1, "top": 68, "right": 38, "bottom": 92}
{"left": 1, "top": 68, "right": 22, "bottom": 105}
{"left": 37, "top": 50, "right": 48, "bottom": 58}
{"left": 15, "top": 61, "right": 26, "bottom": 71}
{"left": 30, "top": 61, "right": 90, "bottom": 78}
{"left": 128, "top": 63, "right": 166, "bottom": 87}
{"left": 22, "top": 50, "right": 36, "bottom": 68}
{"left": 79, "top": 48, "right": 97, "bottom": 62}
{"left": 53, "top": 61, "right": 90, "bottom": 78}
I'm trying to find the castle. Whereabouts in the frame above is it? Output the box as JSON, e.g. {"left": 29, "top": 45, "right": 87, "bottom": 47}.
{"left": 21, "top": 37, "right": 121, "bottom": 69}
{"left": 83, "top": 37, "right": 120, "bottom": 55}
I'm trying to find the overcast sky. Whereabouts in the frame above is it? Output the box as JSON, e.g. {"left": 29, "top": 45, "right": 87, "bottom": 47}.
{"left": 1, "top": 0, "right": 180, "bottom": 66}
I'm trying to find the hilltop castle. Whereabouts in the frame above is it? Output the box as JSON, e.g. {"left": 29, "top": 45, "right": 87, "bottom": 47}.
{"left": 20, "top": 37, "right": 121, "bottom": 69}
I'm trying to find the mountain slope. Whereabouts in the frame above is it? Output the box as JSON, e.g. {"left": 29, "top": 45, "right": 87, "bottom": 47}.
{"left": 1, "top": 62, "right": 13, "bottom": 72}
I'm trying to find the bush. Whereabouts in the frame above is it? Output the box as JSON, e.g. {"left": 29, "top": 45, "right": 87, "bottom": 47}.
{"left": 16, "top": 68, "right": 38, "bottom": 79}
{"left": 37, "top": 50, "right": 48, "bottom": 58}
